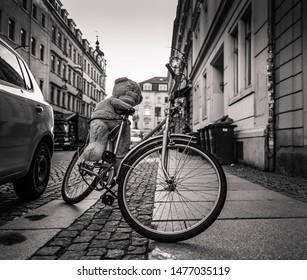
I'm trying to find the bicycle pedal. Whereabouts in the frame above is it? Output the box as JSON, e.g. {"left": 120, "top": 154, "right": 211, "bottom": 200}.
{"left": 102, "top": 151, "right": 116, "bottom": 164}
{"left": 101, "top": 194, "right": 115, "bottom": 206}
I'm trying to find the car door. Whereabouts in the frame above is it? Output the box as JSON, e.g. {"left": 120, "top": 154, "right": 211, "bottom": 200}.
{"left": 0, "top": 43, "right": 33, "bottom": 177}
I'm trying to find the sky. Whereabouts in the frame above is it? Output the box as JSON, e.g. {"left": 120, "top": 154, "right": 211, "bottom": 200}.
{"left": 60, "top": 0, "right": 178, "bottom": 96}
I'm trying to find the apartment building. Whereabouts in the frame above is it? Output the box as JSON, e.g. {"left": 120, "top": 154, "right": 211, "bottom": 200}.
{"left": 171, "top": 0, "right": 307, "bottom": 178}
{"left": 0, "top": 0, "right": 107, "bottom": 120}
{"left": 134, "top": 77, "right": 169, "bottom": 134}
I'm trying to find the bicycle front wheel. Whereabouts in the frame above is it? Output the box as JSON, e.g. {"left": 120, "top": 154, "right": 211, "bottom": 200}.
{"left": 62, "top": 145, "right": 96, "bottom": 204}
{"left": 118, "top": 139, "right": 227, "bottom": 242}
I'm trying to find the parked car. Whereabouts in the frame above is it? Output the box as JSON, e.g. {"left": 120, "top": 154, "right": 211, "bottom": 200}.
{"left": 130, "top": 128, "right": 142, "bottom": 148}
{"left": 0, "top": 39, "right": 54, "bottom": 200}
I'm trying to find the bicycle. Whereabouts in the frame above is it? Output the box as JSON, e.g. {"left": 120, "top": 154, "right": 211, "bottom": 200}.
{"left": 61, "top": 51, "right": 227, "bottom": 242}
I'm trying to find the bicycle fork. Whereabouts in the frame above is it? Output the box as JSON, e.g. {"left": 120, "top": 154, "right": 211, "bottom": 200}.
{"left": 161, "top": 114, "right": 173, "bottom": 184}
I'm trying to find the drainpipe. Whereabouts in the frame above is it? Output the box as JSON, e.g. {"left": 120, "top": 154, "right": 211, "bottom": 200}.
{"left": 266, "top": 0, "right": 275, "bottom": 172}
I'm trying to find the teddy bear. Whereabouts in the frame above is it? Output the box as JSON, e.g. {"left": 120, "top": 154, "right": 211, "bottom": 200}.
{"left": 82, "top": 77, "right": 142, "bottom": 162}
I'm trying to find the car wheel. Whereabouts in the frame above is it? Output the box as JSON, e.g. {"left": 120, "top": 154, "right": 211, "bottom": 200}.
{"left": 13, "top": 142, "right": 51, "bottom": 200}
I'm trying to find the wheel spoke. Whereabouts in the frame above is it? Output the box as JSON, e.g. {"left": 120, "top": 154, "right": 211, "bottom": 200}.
{"left": 119, "top": 141, "right": 227, "bottom": 242}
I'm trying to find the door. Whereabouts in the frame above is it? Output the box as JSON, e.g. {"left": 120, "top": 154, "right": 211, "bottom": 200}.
{"left": 0, "top": 42, "right": 33, "bottom": 176}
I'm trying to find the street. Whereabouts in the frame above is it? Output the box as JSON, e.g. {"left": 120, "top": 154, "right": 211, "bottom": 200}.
{"left": 0, "top": 150, "right": 306, "bottom": 260}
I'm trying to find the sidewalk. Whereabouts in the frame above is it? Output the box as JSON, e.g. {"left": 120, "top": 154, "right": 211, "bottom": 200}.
{"left": 0, "top": 170, "right": 306, "bottom": 260}
{"left": 152, "top": 172, "right": 307, "bottom": 259}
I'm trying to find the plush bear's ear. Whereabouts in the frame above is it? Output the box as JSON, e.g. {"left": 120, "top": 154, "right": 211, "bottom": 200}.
{"left": 114, "top": 77, "right": 128, "bottom": 84}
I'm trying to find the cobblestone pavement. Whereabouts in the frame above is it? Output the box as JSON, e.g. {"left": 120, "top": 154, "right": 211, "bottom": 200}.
{"left": 224, "top": 164, "right": 307, "bottom": 202}
{"left": 0, "top": 161, "right": 69, "bottom": 227}
{"left": 30, "top": 200, "right": 151, "bottom": 260}
{"left": 1, "top": 153, "right": 307, "bottom": 260}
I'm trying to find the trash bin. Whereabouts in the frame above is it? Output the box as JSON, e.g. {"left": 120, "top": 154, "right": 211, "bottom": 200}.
{"left": 207, "top": 122, "right": 236, "bottom": 164}
{"left": 197, "top": 128, "right": 206, "bottom": 150}
{"left": 198, "top": 126, "right": 211, "bottom": 151}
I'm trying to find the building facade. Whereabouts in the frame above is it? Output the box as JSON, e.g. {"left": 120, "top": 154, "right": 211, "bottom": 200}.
{"left": 0, "top": 0, "right": 107, "bottom": 120}
{"left": 134, "top": 77, "right": 169, "bottom": 134}
{"left": 171, "top": 0, "right": 307, "bottom": 178}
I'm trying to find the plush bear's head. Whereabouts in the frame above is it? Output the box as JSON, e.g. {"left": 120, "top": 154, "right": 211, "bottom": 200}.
{"left": 112, "top": 77, "right": 142, "bottom": 106}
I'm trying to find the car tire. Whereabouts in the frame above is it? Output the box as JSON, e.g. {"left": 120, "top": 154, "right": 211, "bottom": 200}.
{"left": 13, "top": 142, "right": 51, "bottom": 200}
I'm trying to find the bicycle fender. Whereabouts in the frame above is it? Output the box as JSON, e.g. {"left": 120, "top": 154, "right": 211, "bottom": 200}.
{"left": 117, "top": 134, "right": 198, "bottom": 177}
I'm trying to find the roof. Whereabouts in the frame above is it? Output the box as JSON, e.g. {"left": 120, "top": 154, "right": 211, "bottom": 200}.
{"left": 139, "top": 76, "right": 168, "bottom": 85}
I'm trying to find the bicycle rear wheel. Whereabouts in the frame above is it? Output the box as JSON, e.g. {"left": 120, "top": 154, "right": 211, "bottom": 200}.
{"left": 62, "top": 145, "right": 97, "bottom": 204}
{"left": 118, "top": 138, "right": 227, "bottom": 242}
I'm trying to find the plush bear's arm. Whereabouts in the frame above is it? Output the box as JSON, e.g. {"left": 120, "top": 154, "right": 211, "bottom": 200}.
{"left": 110, "top": 98, "right": 133, "bottom": 111}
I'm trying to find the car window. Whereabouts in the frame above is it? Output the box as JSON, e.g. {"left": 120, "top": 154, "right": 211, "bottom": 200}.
{"left": 0, "top": 43, "right": 25, "bottom": 88}
{"left": 18, "top": 58, "right": 33, "bottom": 91}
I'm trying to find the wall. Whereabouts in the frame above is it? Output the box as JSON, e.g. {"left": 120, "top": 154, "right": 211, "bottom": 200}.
{"left": 274, "top": 0, "right": 307, "bottom": 177}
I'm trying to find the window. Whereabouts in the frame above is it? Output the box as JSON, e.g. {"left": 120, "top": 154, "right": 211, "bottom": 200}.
{"left": 62, "top": 64, "right": 67, "bottom": 79}
{"left": 39, "top": 80, "right": 43, "bottom": 91}
{"left": 50, "top": 85, "right": 55, "bottom": 103}
{"left": 52, "top": 26, "right": 56, "bottom": 42}
{"left": 40, "top": 44, "right": 44, "bottom": 61}
{"left": 63, "top": 38, "right": 67, "bottom": 53}
{"left": 20, "top": 28, "right": 27, "bottom": 47}
{"left": 244, "top": 13, "right": 251, "bottom": 88}
{"left": 68, "top": 68, "right": 71, "bottom": 84}
{"left": 193, "top": 83, "right": 200, "bottom": 124}
{"left": 51, "top": 55, "right": 55, "bottom": 71}
{"left": 62, "top": 92, "right": 66, "bottom": 108}
{"left": 8, "top": 18, "right": 15, "bottom": 41}
{"left": 72, "top": 72, "right": 76, "bottom": 86}
{"left": 229, "top": 6, "right": 252, "bottom": 97}
{"left": 57, "top": 60, "right": 61, "bottom": 75}
{"left": 155, "top": 107, "right": 161, "bottom": 117}
{"left": 41, "top": 13, "right": 46, "bottom": 28}
{"left": 57, "top": 89, "right": 61, "bottom": 105}
{"left": 143, "top": 83, "right": 152, "bottom": 91}
{"left": 68, "top": 43, "right": 72, "bottom": 57}
{"left": 67, "top": 94, "right": 71, "bottom": 110}
{"left": 0, "top": 44, "right": 24, "bottom": 87}
{"left": 145, "top": 106, "right": 150, "bottom": 116}
{"left": 57, "top": 32, "right": 62, "bottom": 48}
{"left": 232, "top": 27, "right": 238, "bottom": 95}
{"left": 31, "top": 37, "right": 36, "bottom": 56}
{"left": 158, "top": 84, "right": 167, "bottom": 91}
{"left": 165, "top": 96, "right": 169, "bottom": 103}
{"left": 22, "top": 0, "right": 27, "bottom": 10}
{"left": 202, "top": 72, "right": 207, "bottom": 119}
{"left": 18, "top": 59, "right": 32, "bottom": 90}
{"left": 32, "top": 4, "right": 37, "bottom": 20}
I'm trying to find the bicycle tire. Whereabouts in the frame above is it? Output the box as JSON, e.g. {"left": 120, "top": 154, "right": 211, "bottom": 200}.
{"left": 118, "top": 138, "right": 227, "bottom": 242}
{"left": 62, "top": 144, "right": 96, "bottom": 204}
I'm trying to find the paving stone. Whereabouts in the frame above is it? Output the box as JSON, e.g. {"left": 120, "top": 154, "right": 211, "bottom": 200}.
{"left": 105, "top": 249, "right": 125, "bottom": 259}
{"left": 49, "top": 237, "right": 73, "bottom": 247}
{"left": 35, "top": 246, "right": 62, "bottom": 256}
{"left": 73, "top": 235, "right": 93, "bottom": 243}
{"left": 59, "top": 250, "right": 86, "bottom": 260}
{"left": 89, "top": 239, "right": 109, "bottom": 248}
{"left": 110, "top": 232, "right": 130, "bottom": 241}
{"left": 86, "top": 248, "right": 107, "bottom": 256}
{"left": 131, "top": 237, "right": 148, "bottom": 246}
{"left": 107, "top": 240, "right": 130, "bottom": 249}
{"left": 128, "top": 245, "right": 147, "bottom": 254}
{"left": 95, "top": 232, "right": 112, "bottom": 240}
{"left": 86, "top": 223, "right": 104, "bottom": 231}
{"left": 67, "top": 243, "right": 89, "bottom": 251}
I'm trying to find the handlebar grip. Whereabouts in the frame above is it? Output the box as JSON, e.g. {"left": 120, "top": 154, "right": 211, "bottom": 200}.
{"left": 128, "top": 107, "right": 135, "bottom": 115}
